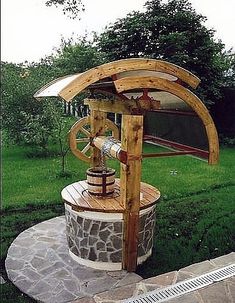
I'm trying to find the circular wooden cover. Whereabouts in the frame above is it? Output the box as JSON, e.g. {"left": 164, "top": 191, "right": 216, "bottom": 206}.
{"left": 62, "top": 179, "right": 160, "bottom": 213}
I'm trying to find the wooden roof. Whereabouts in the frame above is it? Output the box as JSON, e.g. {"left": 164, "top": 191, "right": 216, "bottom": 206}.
{"left": 34, "top": 58, "right": 200, "bottom": 102}
{"left": 34, "top": 58, "right": 219, "bottom": 164}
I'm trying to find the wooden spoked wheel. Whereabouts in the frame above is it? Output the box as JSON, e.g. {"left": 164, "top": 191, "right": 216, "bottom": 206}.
{"left": 69, "top": 116, "right": 119, "bottom": 163}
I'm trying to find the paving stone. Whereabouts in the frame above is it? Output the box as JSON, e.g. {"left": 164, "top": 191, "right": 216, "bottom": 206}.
{"left": 72, "top": 267, "right": 106, "bottom": 281}
{"left": 143, "top": 270, "right": 177, "bottom": 287}
{"left": 34, "top": 222, "right": 57, "bottom": 230}
{"left": 15, "top": 276, "right": 35, "bottom": 292}
{"left": 30, "top": 256, "right": 50, "bottom": 270}
{"left": 198, "top": 280, "right": 232, "bottom": 303}
{"left": 226, "top": 277, "right": 235, "bottom": 301}
{"left": 93, "top": 283, "right": 137, "bottom": 302}
{"left": 29, "top": 280, "right": 52, "bottom": 296}
{"left": 38, "top": 260, "right": 67, "bottom": 276}
{"left": 51, "top": 289, "right": 77, "bottom": 303}
{"left": 107, "top": 271, "right": 128, "bottom": 279}
{"left": 115, "top": 272, "right": 143, "bottom": 288}
{"left": 7, "top": 246, "right": 30, "bottom": 259}
{"left": 134, "top": 281, "right": 149, "bottom": 296}
{"left": 42, "top": 277, "right": 61, "bottom": 289}
{"left": 50, "top": 268, "right": 71, "bottom": 280}
{"left": 63, "top": 279, "right": 81, "bottom": 293}
{"left": 6, "top": 269, "right": 18, "bottom": 282}
{"left": 179, "top": 260, "right": 216, "bottom": 276}
{"left": 35, "top": 292, "right": 53, "bottom": 303}
{"left": 14, "top": 237, "right": 37, "bottom": 247}
{"left": 37, "top": 236, "right": 57, "bottom": 243}
{"left": 35, "top": 249, "right": 48, "bottom": 258}
{"left": 51, "top": 281, "right": 66, "bottom": 295}
{"left": 81, "top": 276, "right": 118, "bottom": 296}
{"left": 175, "top": 271, "right": 194, "bottom": 283}
{"left": 21, "top": 267, "right": 42, "bottom": 281}
{"left": 5, "top": 258, "right": 25, "bottom": 271}
{"left": 31, "top": 241, "right": 51, "bottom": 250}
{"left": 72, "top": 296, "right": 96, "bottom": 303}
{"left": 166, "top": 291, "right": 201, "bottom": 303}
{"left": 58, "top": 253, "right": 78, "bottom": 267}
{"left": 210, "top": 252, "right": 235, "bottom": 267}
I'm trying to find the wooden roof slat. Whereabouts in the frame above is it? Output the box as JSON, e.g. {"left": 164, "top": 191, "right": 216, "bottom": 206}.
{"left": 34, "top": 58, "right": 200, "bottom": 102}
{"left": 59, "top": 59, "right": 200, "bottom": 101}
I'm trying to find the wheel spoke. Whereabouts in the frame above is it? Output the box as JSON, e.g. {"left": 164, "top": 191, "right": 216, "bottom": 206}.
{"left": 80, "top": 127, "right": 91, "bottom": 137}
{"left": 76, "top": 138, "right": 90, "bottom": 143}
{"left": 82, "top": 143, "right": 91, "bottom": 154}
{"left": 70, "top": 116, "right": 118, "bottom": 163}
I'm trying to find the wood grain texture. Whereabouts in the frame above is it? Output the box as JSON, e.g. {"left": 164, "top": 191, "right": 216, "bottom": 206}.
{"left": 58, "top": 58, "right": 200, "bottom": 101}
{"left": 69, "top": 116, "right": 119, "bottom": 164}
{"left": 90, "top": 110, "right": 107, "bottom": 167}
{"left": 61, "top": 179, "right": 160, "bottom": 213}
{"left": 120, "top": 115, "right": 144, "bottom": 271}
{"left": 69, "top": 116, "right": 91, "bottom": 163}
{"left": 115, "top": 76, "right": 219, "bottom": 164}
{"left": 84, "top": 98, "right": 160, "bottom": 115}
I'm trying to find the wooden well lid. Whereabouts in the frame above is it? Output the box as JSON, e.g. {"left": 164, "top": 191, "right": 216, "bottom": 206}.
{"left": 62, "top": 179, "right": 160, "bottom": 213}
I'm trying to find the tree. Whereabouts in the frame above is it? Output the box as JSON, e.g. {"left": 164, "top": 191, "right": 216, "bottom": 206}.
{"left": 223, "top": 50, "right": 235, "bottom": 87}
{"left": 45, "top": 0, "right": 84, "bottom": 19}
{"left": 52, "top": 37, "right": 107, "bottom": 74}
{"left": 52, "top": 110, "right": 77, "bottom": 176}
{"left": 97, "top": 0, "right": 232, "bottom": 106}
{"left": 51, "top": 37, "right": 108, "bottom": 116}
{"left": 1, "top": 59, "right": 57, "bottom": 146}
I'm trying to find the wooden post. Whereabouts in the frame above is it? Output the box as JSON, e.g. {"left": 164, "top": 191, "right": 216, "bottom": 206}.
{"left": 120, "top": 115, "right": 143, "bottom": 272}
{"left": 90, "top": 110, "right": 107, "bottom": 167}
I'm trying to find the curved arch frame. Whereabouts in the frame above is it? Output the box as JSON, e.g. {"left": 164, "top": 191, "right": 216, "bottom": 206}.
{"left": 58, "top": 58, "right": 201, "bottom": 101}
{"left": 114, "top": 76, "right": 219, "bottom": 164}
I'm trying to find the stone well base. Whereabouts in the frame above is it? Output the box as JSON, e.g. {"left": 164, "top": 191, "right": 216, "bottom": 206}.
{"left": 65, "top": 204, "right": 156, "bottom": 270}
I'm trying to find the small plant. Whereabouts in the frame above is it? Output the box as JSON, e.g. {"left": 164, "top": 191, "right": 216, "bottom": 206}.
{"left": 51, "top": 102, "right": 77, "bottom": 176}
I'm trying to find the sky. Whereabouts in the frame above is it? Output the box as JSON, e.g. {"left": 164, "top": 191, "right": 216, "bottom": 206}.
{"left": 1, "top": 0, "right": 235, "bottom": 64}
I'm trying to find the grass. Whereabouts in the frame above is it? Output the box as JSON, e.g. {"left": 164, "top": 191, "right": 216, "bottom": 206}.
{"left": 1, "top": 143, "right": 235, "bottom": 301}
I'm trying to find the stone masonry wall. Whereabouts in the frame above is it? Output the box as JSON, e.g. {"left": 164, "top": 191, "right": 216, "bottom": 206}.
{"left": 65, "top": 205, "right": 156, "bottom": 264}
{"left": 138, "top": 206, "right": 156, "bottom": 257}
{"left": 65, "top": 208, "right": 123, "bottom": 263}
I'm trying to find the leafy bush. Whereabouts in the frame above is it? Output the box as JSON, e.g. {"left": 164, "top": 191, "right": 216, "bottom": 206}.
{"left": 219, "top": 135, "right": 235, "bottom": 147}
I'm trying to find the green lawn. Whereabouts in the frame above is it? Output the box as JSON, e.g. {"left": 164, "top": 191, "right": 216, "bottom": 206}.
{"left": 1, "top": 143, "right": 235, "bottom": 301}
{"left": 3, "top": 143, "right": 234, "bottom": 208}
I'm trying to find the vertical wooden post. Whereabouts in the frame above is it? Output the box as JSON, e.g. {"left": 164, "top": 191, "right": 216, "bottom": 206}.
{"left": 90, "top": 110, "right": 107, "bottom": 167}
{"left": 120, "top": 115, "right": 144, "bottom": 272}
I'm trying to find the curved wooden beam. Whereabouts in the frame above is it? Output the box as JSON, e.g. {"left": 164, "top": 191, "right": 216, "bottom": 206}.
{"left": 59, "top": 58, "right": 200, "bottom": 101}
{"left": 114, "top": 76, "right": 219, "bottom": 164}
